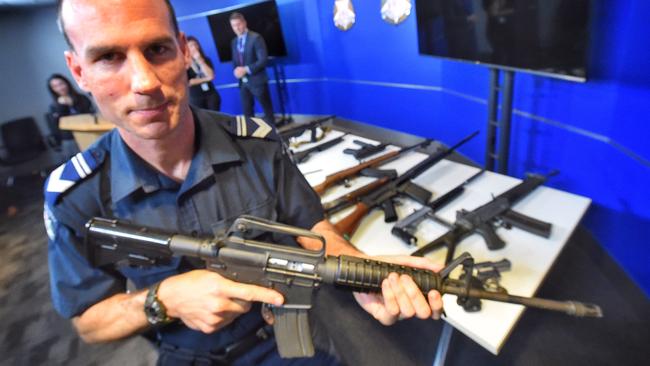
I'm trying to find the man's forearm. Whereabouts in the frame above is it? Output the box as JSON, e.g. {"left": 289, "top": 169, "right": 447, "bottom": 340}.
{"left": 72, "top": 290, "right": 149, "bottom": 343}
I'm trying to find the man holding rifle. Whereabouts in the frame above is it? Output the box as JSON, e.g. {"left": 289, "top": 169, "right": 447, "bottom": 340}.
{"left": 44, "top": 1, "right": 442, "bottom": 364}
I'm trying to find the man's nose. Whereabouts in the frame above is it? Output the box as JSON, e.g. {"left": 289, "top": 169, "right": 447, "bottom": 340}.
{"left": 129, "top": 52, "right": 161, "bottom": 94}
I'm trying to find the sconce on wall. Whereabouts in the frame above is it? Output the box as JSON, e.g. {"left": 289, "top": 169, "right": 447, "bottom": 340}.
{"left": 334, "top": 0, "right": 356, "bottom": 31}
{"left": 381, "top": 0, "right": 412, "bottom": 25}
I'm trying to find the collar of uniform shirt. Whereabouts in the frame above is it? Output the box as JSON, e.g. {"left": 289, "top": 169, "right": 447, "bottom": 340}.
{"left": 109, "top": 108, "right": 243, "bottom": 203}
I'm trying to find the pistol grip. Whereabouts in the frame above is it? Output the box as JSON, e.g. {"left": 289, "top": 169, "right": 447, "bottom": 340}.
{"left": 272, "top": 307, "right": 315, "bottom": 358}
{"left": 382, "top": 200, "right": 398, "bottom": 223}
{"left": 475, "top": 223, "right": 506, "bottom": 250}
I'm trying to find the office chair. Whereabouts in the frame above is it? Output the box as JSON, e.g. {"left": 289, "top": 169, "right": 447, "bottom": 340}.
{"left": 0, "top": 116, "right": 56, "bottom": 186}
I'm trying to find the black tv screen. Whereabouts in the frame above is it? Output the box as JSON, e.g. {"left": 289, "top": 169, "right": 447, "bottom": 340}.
{"left": 207, "top": 0, "right": 287, "bottom": 63}
{"left": 416, "top": 0, "right": 591, "bottom": 81}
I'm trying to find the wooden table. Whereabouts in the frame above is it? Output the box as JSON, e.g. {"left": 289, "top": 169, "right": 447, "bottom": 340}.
{"left": 59, "top": 114, "right": 114, "bottom": 150}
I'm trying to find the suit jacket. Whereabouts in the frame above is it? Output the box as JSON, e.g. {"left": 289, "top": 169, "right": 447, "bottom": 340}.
{"left": 231, "top": 31, "right": 269, "bottom": 87}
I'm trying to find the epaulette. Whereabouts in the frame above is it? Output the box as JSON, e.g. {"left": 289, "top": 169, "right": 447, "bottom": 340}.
{"left": 223, "top": 115, "right": 279, "bottom": 141}
{"left": 45, "top": 149, "right": 103, "bottom": 206}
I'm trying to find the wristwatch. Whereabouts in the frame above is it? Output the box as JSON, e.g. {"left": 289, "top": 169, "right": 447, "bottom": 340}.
{"left": 144, "top": 282, "right": 173, "bottom": 325}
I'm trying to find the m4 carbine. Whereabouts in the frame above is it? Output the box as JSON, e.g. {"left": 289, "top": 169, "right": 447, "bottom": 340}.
{"left": 84, "top": 215, "right": 602, "bottom": 359}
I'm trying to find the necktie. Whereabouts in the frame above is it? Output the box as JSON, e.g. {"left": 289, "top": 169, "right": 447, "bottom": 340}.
{"left": 238, "top": 37, "right": 244, "bottom": 65}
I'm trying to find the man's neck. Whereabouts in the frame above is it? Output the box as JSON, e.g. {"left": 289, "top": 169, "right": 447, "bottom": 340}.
{"left": 118, "top": 109, "right": 195, "bottom": 183}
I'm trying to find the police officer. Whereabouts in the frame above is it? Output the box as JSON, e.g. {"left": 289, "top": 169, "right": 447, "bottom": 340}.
{"left": 45, "top": 1, "right": 443, "bottom": 364}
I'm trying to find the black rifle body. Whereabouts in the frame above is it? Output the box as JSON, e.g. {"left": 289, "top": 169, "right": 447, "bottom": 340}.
{"left": 411, "top": 173, "right": 553, "bottom": 260}
{"left": 292, "top": 134, "right": 346, "bottom": 163}
{"left": 84, "top": 216, "right": 601, "bottom": 358}
{"left": 280, "top": 115, "right": 336, "bottom": 140}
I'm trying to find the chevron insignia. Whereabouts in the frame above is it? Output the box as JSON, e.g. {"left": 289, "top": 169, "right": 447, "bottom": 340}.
{"left": 45, "top": 151, "right": 100, "bottom": 205}
{"left": 235, "top": 115, "right": 274, "bottom": 139}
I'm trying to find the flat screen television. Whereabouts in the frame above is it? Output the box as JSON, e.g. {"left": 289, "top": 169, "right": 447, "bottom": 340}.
{"left": 207, "top": 0, "right": 287, "bottom": 63}
{"left": 415, "top": 0, "right": 592, "bottom": 81}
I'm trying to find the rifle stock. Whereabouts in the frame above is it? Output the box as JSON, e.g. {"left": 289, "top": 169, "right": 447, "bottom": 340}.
{"left": 323, "top": 176, "right": 390, "bottom": 214}
{"left": 313, "top": 149, "right": 401, "bottom": 195}
{"left": 333, "top": 202, "right": 370, "bottom": 238}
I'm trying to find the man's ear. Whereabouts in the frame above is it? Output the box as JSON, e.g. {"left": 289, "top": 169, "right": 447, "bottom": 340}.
{"left": 178, "top": 32, "right": 191, "bottom": 69}
{"left": 64, "top": 50, "right": 89, "bottom": 92}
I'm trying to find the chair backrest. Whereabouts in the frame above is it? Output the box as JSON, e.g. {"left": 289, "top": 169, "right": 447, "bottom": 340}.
{"left": 1, "top": 117, "right": 46, "bottom": 156}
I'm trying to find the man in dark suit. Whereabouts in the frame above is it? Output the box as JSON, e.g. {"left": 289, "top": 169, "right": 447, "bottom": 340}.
{"left": 230, "top": 12, "right": 275, "bottom": 124}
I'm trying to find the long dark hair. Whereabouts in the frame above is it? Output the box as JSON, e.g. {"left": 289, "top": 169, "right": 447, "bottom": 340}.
{"left": 47, "top": 73, "right": 84, "bottom": 102}
{"left": 186, "top": 36, "right": 213, "bottom": 68}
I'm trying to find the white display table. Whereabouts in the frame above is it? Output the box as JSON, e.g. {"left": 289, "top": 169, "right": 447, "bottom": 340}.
{"left": 293, "top": 131, "right": 591, "bottom": 355}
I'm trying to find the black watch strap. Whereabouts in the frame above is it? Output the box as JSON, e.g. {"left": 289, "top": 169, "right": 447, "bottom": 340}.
{"left": 144, "top": 282, "right": 173, "bottom": 325}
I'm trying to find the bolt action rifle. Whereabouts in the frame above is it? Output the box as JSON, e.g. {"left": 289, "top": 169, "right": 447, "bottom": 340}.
{"left": 85, "top": 216, "right": 602, "bottom": 359}
{"left": 312, "top": 139, "right": 431, "bottom": 195}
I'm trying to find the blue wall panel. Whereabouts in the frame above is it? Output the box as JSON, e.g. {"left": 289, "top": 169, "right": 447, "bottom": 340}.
{"left": 172, "top": 0, "right": 649, "bottom": 294}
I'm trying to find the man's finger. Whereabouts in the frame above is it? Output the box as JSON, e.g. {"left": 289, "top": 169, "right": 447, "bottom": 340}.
{"left": 400, "top": 275, "right": 432, "bottom": 319}
{"left": 219, "top": 278, "right": 284, "bottom": 306}
{"left": 428, "top": 291, "right": 443, "bottom": 320}
{"left": 389, "top": 273, "right": 415, "bottom": 318}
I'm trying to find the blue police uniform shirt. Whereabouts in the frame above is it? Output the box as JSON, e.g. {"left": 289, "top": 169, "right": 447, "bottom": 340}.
{"left": 44, "top": 108, "right": 324, "bottom": 352}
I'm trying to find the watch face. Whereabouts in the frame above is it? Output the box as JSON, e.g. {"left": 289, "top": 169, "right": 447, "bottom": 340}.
{"left": 145, "top": 285, "right": 169, "bottom": 325}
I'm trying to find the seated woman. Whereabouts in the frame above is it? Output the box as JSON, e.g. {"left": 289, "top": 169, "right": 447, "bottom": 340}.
{"left": 46, "top": 73, "right": 94, "bottom": 155}
{"left": 187, "top": 36, "right": 222, "bottom": 111}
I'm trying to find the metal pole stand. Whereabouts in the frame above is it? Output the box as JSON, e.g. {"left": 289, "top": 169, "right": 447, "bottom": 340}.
{"left": 485, "top": 68, "right": 515, "bottom": 174}
{"left": 271, "top": 61, "right": 292, "bottom": 126}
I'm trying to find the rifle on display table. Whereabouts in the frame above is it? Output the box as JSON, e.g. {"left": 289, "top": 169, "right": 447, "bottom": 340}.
{"left": 312, "top": 139, "right": 431, "bottom": 195}
{"left": 333, "top": 131, "right": 479, "bottom": 239}
{"left": 391, "top": 169, "right": 486, "bottom": 245}
{"left": 279, "top": 115, "right": 336, "bottom": 141}
{"left": 411, "top": 172, "right": 556, "bottom": 263}
{"left": 343, "top": 140, "right": 389, "bottom": 160}
{"left": 84, "top": 216, "right": 603, "bottom": 359}
{"left": 291, "top": 133, "right": 348, "bottom": 163}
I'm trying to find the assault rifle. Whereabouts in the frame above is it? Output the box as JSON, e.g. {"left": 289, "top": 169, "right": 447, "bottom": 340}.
{"left": 334, "top": 131, "right": 479, "bottom": 238}
{"left": 85, "top": 216, "right": 602, "bottom": 358}
{"left": 392, "top": 169, "right": 485, "bottom": 245}
{"left": 312, "top": 139, "right": 431, "bottom": 195}
{"left": 291, "top": 134, "right": 347, "bottom": 163}
{"left": 411, "top": 172, "right": 555, "bottom": 262}
{"left": 279, "top": 115, "right": 336, "bottom": 140}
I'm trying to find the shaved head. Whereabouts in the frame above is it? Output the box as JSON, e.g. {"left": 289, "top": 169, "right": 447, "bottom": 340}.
{"left": 57, "top": 0, "right": 179, "bottom": 50}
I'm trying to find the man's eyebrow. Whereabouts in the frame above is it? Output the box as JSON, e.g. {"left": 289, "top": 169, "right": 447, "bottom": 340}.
{"left": 84, "top": 45, "right": 123, "bottom": 59}
{"left": 83, "top": 36, "right": 177, "bottom": 59}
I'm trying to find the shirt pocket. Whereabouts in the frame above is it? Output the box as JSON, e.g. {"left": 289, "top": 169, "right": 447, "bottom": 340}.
{"left": 210, "top": 196, "right": 277, "bottom": 239}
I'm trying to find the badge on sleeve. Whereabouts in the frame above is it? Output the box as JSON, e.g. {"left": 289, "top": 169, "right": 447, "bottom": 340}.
{"left": 43, "top": 203, "right": 57, "bottom": 241}
{"left": 45, "top": 150, "right": 101, "bottom": 205}
{"left": 223, "top": 115, "right": 278, "bottom": 141}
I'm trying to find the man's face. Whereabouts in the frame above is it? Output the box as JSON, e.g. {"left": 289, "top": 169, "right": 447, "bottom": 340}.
{"left": 230, "top": 18, "right": 247, "bottom": 37}
{"left": 61, "top": 0, "right": 191, "bottom": 140}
